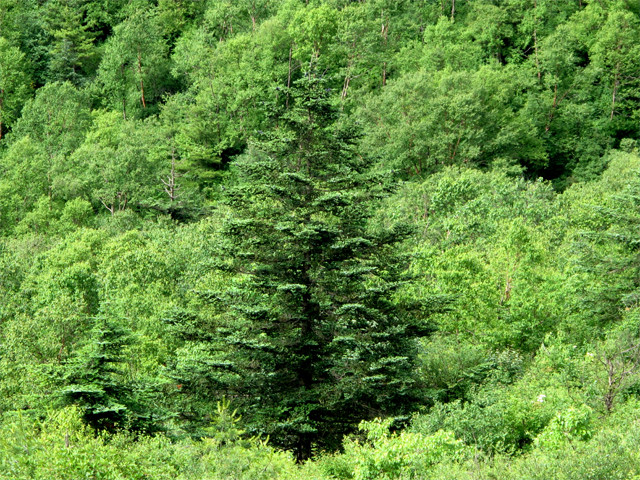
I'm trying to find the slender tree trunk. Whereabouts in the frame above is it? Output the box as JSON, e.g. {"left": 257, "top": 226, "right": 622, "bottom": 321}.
{"left": 250, "top": 2, "right": 257, "bottom": 32}
{"left": 47, "top": 170, "right": 53, "bottom": 205}
{"left": 118, "top": 192, "right": 128, "bottom": 211}
{"left": 0, "top": 93, "right": 4, "bottom": 140}
{"left": 163, "top": 145, "right": 181, "bottom": 202}
{"left": 533, "top": 0, "right": 541, "bottom": 81}
{"left": 137, "top": 50, "right": 146, "bottom": 109}
{"left": 381, "top": 15, "right": 388, "bottom": 86}
{"left": 534, "top": 30, "right": 541, "bottom": 81}
{"left": 100, "top": 198, "right": 115, "bottom": 216}
{"left": 341, "top": 65, "right": 352, "bottom": 102}
{"left": 451, "top": 0, "right": 455, "bottom": 21}
{"left": 287, "top": 44, "right": 293, "bottom": 109}
{"left": 450, "top": 120, "right": 465, "bottom": 162}
{"left": 611, "top": 63, "right": 620, "bottom": 120}
{"left": 120, "top": 64, "right": 127, "bottom": 120}
{"left": 297, "top": 435, "right": 312, "bottom": 462}
{"left": 341, "top": 75, "right": 350, "bottom": 101}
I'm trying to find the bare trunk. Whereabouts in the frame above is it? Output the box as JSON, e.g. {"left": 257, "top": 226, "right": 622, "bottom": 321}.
{"left": 47, "top": 171, "right": 52, "bottom": 204}
{"left": 286, "top": 44, "right": 293, "bottom": 109}
{"left": 341, "top": 73, "right": 351, "bottom": 101}
{"left": 534, "top": 0, "right": 541, "bottom": 81}
{"left": 118, "top": 192, "right": 128, "bottom": 211}
{"left": 120, "top": 64, "right": 127, "bottom": 120}
{"left": 500, "top": 274, "right": 512, "bottom": 305}
{"left": 604, "top": 358, "right": 616, "bottom": 411}
{"left": 450, "top": 120, "right": 464, "bottom": 163}
{"left": 611, "top": 65, "right": 620, "bottom": 120}
{"left": 137, "top": 50, "right": 146, "bottom": 109}
{"left": 381, "top": 13, "right": 388, "bottom": 86}
{"left": 451, "top": 0, "right": 455, "bottom": 20}
{"left": 534, "top": 30, "right": 541, "bottom": 81}
{"left": 0, "top": 92, "right": 3, "bottom": 140}
{"left": 162, "top": 146, "right": 182, "bottom": 202}
{"left": 100, "top": 198, "right": 115, "bottom": 216}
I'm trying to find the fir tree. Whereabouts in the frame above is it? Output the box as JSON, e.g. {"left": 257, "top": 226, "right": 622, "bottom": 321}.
{"left": 60, "top": 316, "right": 154, "bottom": 433}
{"left": 195, "top": 73, "right": 431, "bottom": 459}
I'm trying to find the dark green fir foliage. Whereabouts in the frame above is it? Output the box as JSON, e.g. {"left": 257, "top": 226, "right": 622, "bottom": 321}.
{"left": 567, "top": 153, "right": 640, "bottom": 335}
{"left": 60, "top": 316, "right": 153, "bottom": 433}
{"left": 207, "top": 72, "right": 430, "bottom": 458}
{"left": 44, "top": 0, "right": 97, "bottom": 85}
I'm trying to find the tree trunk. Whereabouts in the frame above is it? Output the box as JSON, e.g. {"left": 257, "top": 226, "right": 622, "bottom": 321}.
{"left": 341, "top": 72, "right": 351, "bottom": 101}
{"left": 120, "top": 65, "right": 127, "bottom": 120}
{"left": 137, "top": 50, "right": 146, "bottom": 109}
{"left": 100, "top": 198, "right": 115, "bottom": 216}
{"left": 533, "top": 0, "right": 541, "bottom": 81}
{"left": 381, "top": 13, "right": 388, "bottom": 86}
{"left": 287, "top": 44, "right": 293, "bottom": 109}
{"left": 611, "top": 65, "right": 620, "bottom": 120}
{"left": 0, "top": 92, "right": 4, "bottom": 140}
{"left": 162, "top": 145, "right": 181, "bottom": 202}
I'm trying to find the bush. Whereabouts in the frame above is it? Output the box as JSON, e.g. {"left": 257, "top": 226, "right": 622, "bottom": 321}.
{"left": 318, "top": 418, "right": 467, "bottom": 480}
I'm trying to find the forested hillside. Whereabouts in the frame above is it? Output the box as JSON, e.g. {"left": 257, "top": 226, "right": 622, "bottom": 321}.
{"left": 0, "top": 0, "right": 639, "bottom": 478}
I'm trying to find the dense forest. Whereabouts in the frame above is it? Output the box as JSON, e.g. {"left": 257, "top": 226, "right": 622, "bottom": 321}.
{"left": 0, "top": 0, "right": 639, "bottom": 478}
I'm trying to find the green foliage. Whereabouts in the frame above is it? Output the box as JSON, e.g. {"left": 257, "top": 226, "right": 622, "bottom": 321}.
{"left": 1, "top": 0, "right": 640, "bottom": 477}
{"left": 69, "top": 111, "right": 164, "bottom": 213}
{"left": 319, "top": 418, "right": 467, "bottom": 480}
{"left": 376, "top": 166, "right": 562, "bottom": 352}
{"left": 0, "top": 82, "right": 91, "bottom": 232}
{"left": 170, "top": 74, "right": 430, "bottom": 458}
{"left": 43, "top": 0, "right": 98, "bottom": 84}
{"left": 360, "top": 60, "right": 545, "bottom": 176}
{"left": 60, "top": 316, "right": 153, "bottom": 432}
{"left": 534, "top": 405, "right": 593, "bottom": 450}
{"left": 0, "top": 406, "right": 316, "bottom": 480}
{"left": 0, "top": 38, "right": 31, "bottom": 138}
{"left": 96, "top": 7, "right": 170, "bottom": 118}
{"left": 559, "top": 150, "right": 640, "bottom": 342}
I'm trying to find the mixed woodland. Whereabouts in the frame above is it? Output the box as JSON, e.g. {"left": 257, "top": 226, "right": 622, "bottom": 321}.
{"left": 0, "top": 0, "right": 640, "bottom": 478}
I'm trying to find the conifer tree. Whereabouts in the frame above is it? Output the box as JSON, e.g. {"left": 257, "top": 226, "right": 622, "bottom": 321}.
{"left": 44, "top": 0, "right": 96, "bottom": 85}
{"left": 197, "top": 73, "right": 430, "bottom": 458}
{"left": 60, "top": 316, "right": 154, "bottom": 433}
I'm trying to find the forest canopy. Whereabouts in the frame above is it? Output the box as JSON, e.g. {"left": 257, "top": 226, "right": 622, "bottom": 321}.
{"left": 0, "top": 0, "right": 639, "bottom": 478}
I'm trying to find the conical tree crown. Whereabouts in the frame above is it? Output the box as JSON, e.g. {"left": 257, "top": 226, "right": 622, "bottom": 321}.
{"left": 178, "top": 73, "right": 430, "bottom": 458}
